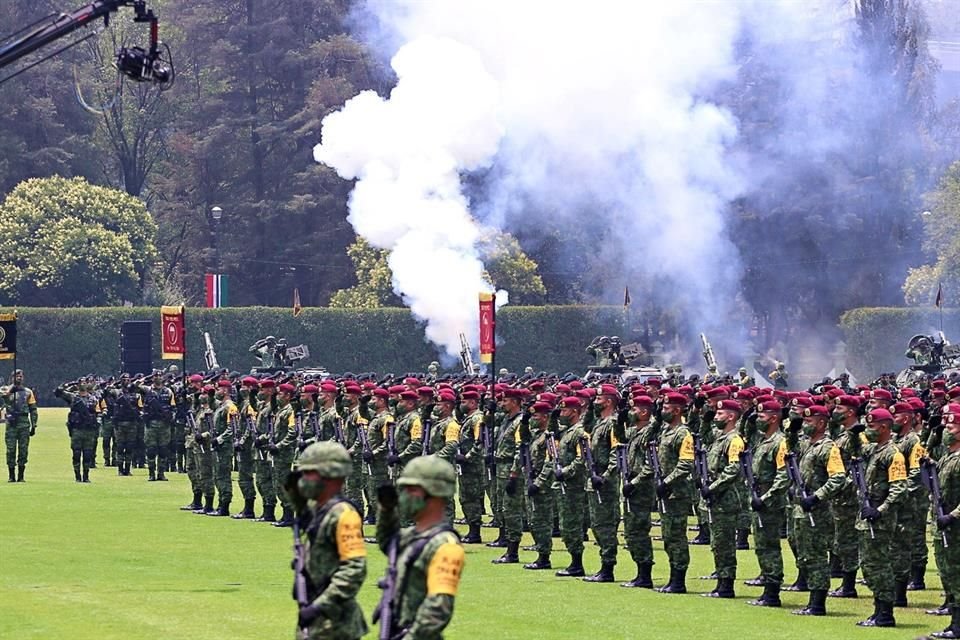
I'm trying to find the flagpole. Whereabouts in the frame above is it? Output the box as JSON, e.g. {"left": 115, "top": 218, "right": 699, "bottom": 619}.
{"left": 938, "top": 282, "right": 944, "bottom": 334}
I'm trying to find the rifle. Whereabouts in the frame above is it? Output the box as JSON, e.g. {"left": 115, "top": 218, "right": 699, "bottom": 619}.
{"left": 202, "top": 412, "right": 215, "bottom": 452}
{"left": 203, "top": 331, "right": 220, "bottom": 370}
{"left": 374, "top": 535, "right": 400, "bottom": 640}
{"left": 700, "top": 333, "right": 718, "bottom": 371}
{"left": 230, "top": 411, "right": 240, "bottom": 471}
{"left": 648, "top": 441, "right": 666, "bottom": 513}
{"left": 333, "top": 416, "right": 346, "bottom": 446}
{"left": 292, "top": 517, "right": 310, "bottom": 640}
{"left": 546, "top": 432, "right": 566, "bottom": 494}
{"left": 356, "top": 418, "right": 373, "bottom": 475}
{"left": 692, "top": 434, "right": 713, "bottom": 523}
{"left": 616, "top": 443, "right": 631, "bottom": 513}
{"left": 421, "top": 416, "right": 434, "bottom": 456}
{"left": 785, "top": 451, "right": 815, "bottom": 527}
{"left": 739, "top": 447, "right": 763, "bottom": 528}
{"left": 580, "top": 435, "right": 602, "bottom": 504}
{"left": 519, "top": 437, "right": 535, "bottom": 511}
{"left": 482, "top": 414, "right": 495, "bottom": 482}
{"left": 295, "top": 412, "right": 305, "bottom": 452}
{"left": 186, "top": 410, "right": 205, "bottom": 454}
{"left": 920, "top": 456, "right": 949, "bottom": 547}
{"left": 848, "top": 455, "right": 875, "bottom": 540}
{"left": 386, "top": 419, "right": 398, "bottom": 481}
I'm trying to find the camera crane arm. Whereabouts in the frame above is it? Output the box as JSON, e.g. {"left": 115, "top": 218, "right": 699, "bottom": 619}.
{"left": 0, "top": 1, "right": 171, "bottom": 86}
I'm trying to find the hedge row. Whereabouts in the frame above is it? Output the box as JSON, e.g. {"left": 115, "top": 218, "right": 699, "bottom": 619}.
{"left": 0, "top": 306, "right": 631, "bottom": 404}
{"left": 840, "top": 307, "right": 960, "bottom": 381}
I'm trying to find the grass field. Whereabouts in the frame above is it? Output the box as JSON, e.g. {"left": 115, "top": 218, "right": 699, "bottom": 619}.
{"left": 0, "top": 409, "right": 948, "bottom": 639}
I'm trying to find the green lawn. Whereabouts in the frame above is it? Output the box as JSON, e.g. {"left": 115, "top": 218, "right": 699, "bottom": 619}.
{"left": 0, "top": 409, "right": 947, "bottom": 639}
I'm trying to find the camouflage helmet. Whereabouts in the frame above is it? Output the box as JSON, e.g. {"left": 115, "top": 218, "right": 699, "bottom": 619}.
{"left": 397, "top": 455, "right": 456, "bottom": 498}
{"left": 296, "top": 441, "right": 351, "bottom": 478}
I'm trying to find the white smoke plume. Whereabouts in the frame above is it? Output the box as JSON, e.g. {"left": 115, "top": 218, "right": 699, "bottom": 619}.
{"left": 314, "top": 37, "right": 504, "bottom": 356}
{"left": 324, "top": 0, "right": 895, "bottom": 361}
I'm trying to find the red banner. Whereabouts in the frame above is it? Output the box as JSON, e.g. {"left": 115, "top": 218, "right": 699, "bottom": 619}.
{"left": 479, "top": 293, "right": 495, "bottom": 364}
{"left": 161, "top": 305, "right": 185, "bottom": 360}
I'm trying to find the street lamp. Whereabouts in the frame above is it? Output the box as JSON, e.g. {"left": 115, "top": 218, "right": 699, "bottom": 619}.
{"left": 211, "top": 205, "right": 223, "bottom": 221}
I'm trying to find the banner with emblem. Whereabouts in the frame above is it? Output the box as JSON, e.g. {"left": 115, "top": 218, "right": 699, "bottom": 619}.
{"left": 0, "top": 310, "right": 16, "bottom": 360}
{"left": 161, "top": 305, "right": 186, "bottom": 360}
{"left": 478, "top": 293, "right": 495, "bottom": 364}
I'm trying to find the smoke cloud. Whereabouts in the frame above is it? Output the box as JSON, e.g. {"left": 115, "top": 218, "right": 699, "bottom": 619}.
{"left": 320, "top": 0, "right": 934, "bottom": 366}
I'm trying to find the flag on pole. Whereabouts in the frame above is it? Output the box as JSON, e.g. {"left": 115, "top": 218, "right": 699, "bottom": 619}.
{"left": 936, "top": 282, "right": 943, "bottom": 308}
{"left": 0, "top": 310, "right": 17, "bottom": 360}
{"left": 204, "top": 273, "right": 228, "bottom": 308}
{"left": 161, "top": 305, "right": 186, "bottom": 360}
{"left": 624, "top": 286, "right": 632, "bottom": 307}
{"left": 479, "top": 293, "right": 495, "bottom": 364}
{"left": 293, "top": 288, "right": 303, "bottom": 317}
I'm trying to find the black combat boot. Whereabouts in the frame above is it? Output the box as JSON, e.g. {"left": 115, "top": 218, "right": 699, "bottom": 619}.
{"left": 830, "top": 553, "right": 843, "bottom": 578}
{"left": 523, "top": 553, "right": 552, "bottom": 570}
{"left": 784, "top": 568, "right": 809, "bottom": 592}
{"left": 908, "top": 564, "right": 927, "bottom": 591}
{"left": 148, "top": 467, "right": 156, "bottom": 481}
{"left": 16, "top": 465, "right": 24, "bottom": 482}
{"left": 257, "top": 504, "right": 277, "bottom": 523}
{"left": 744, "top": 574, "right": 765, "bottom": 587}
{"left": 690, "top": 526, "right": 711, "bottom": 545}
{"left": 74, "top": 464, "right": 82, "bottom": 482}
{"left": 461, "top": 523, "right": 482, "bottom": 544}
{"left": 748, "top": 581, "right": 781, "bottom": 607}
{"left": 621, "top": 562, "right": 653, "bottom": 588}
{"left": 486, "top": 527, "right": 507, "bottom": 548}
{"left": 492, "top": 541, "right": 519, "bottom": 564}
{"left": 181, "top": 492, "right": 202, "bottom": 511}
{"left": 792, "top": 589, "right": 827, "bottom": 616}
{"left": 829, "top": 571, "right": 858, "bottom": 598}
{"left": 932, "top": 604, "right": 960, "bottom": 639}
{"left": 894, "top": 579, "right": 908, "bottom": 607}
{"left": 7, "top": 465, "right": 15, "bottom": 482}
{"left": 208, "top": 499, "right": 230, "bottom": 517}
{"left": 583, "top": 562, "right": 615, "bottom": 583}
{"left": 704, "top": 577, "right": 735, "bottom": 598}
{"left": 81, "top": 467, "right": 90, "bottom": 483}
{"left": 273, "top": 506, "right": 294, "bottom": 527}
{"left": 735, "top": 529, "right": 750, "bottom": 550}
{"left": 103, "top": 445, "right": 112, "bottom": 467}
{"left": 858, "top": 599, "right": 896, "bottom": 627}
{"left": 929, "top": 594, "right": 954, "bottom": 616}
{"left": 197, "top": 495, "right": 215, "bottom": 515}
{"left": 556, "top": 552, "right": 585, "bottom": 577}
{"left": 657, "top": 567, "right": 687, "bottom": 594}
{"left": 231, "top": 498, "right": 256, "bottom": 519}
{"left": 157, "top": 469, "right": 168, "bottom": 481}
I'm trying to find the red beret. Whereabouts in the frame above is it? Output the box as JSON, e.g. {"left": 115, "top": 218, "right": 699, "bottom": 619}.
{"left": 932, "top": 379, "right": 947, "bottom": 389}
{"left": 632, "top": 395, "right": 654, "bottom": 408}
{"left": 437, "top": 391, "right": 457, "bottom": 403}
{"left": 528, "top": 380, "right": 546, "bottom": 392}
{"left": 320, "top": 382, "right": 339, "bottom": 393}
{"left": 754, "top": 394, "right": 775, "bottom": 405}
{"left": 217, "top": 379, "right": 232, "bottom": 388}
{"left": 824, "top": 388, "right": 844, "bottom": 399}
{"left": 301, "top": 384, "right": 319, "bottom": 394}
{"left": 871, "top": 388, "right": 893, "bottom": 401}
{"left": 599, "top": 384, "right": 620, "bottom": 398}
{"left": 460, "top": 390, "right": 480, "bottom": 400}
{"left": 537, "top": 392, "right": 559, "bottom": 405}
{"left": 758, "top": 400, "right": 783, "bottom": 412}
{"left": 343, "top": 386, "right": 362, "bottom": 396}
{"left": 791, "top": 397, "right": 814, "bottom": 409}
{"left": 821, "top": 385, "right": 838, "bottom": 393}
{"left": 577, "top": 388, "right": 597, "bottom": 399}
{"left": 417, "top": 386, "right": 435, "bottom": 397}
{"left": 706, "top": 387, "right": 729, "bottom": 400}
{"left": 561, "top": 396, "right": 583, "bottom": 409}
{"left": 362, "top": 381, "right": 376, "bottom": 391}
{"left": 387, "top": 385, "right": 407, "bottom": 395}
{"left": 676, "top": 385, "right": 695, "bottom": 397}
{"left": 259, "top": 379, "right": 275, "bottom": 389}
{"left": 836, "top": 395, "right": 862, "bottom": 409}
{"left": 188, "top": 374, "right": 204, "bottom": 383}
{"left": 890, "top": 402, "right": 914, "bottom": 415}
{"left": 503, "top": 387, "right": 525, "bottom": 399}
{"left": 948, "top": 388, "right": 960, "bottom": 400}
{"left": 867, "top": 408, "right": 894, "bottom": 423}
{"left": 898, "top": 388, "right": 917, "bottom": 398}
{"left": 663, "top": 392, "right": 688, "bottom": 406}
{"left": 399, "top": 390, "right": 419, "bottom": 401}
{"left": 717, "top": 399, "right": 742, "bottom": 412}
{"left": 907, "top": 397, "right": 925, "bottom": 412}
{"left": 373, "top": 388, "right": 390, "bottom": 398}
{"left": 947, "top": 403, "right": 960, "bottom": 416}
{"left": 202, "top": 385, "right": 215, "bottom": 393}
{"left": 555, "top": 383, "right": 571, "bottom": 393}
{"left": 241, "top": 376, "right": 258, "bottom": 386}
{"left": 278, "top": 383, "right": 296, "bottom": 394}
{"left": 403, "top": 377, "right": 421, "bottom": 386}
{"left": 803, "top": 405, "right": 829, "bottom": 418}
{"left": 933, "top": 390, "right": 947, "bottom": 399}
{"left": 568, "top": 380, "right": 585, "bottom": 390}
{"left": 646, "top": 378, "right": 662, "bottom": 387}
{"left": 700, "top": 383, "right": 713, "bottom": 393}
{"left": 531, "top": 401, "right": 552, "bottom": 414}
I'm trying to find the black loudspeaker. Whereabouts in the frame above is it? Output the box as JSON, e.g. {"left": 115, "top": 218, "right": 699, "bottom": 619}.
{"left": 121, "top": 321, "right": 153, "bottom": 375}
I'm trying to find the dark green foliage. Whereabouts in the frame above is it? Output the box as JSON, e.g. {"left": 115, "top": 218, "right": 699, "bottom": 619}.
{"left": 840, "top": 307, "right": 960, "bottom": 380}
{"left": 3, "top": 305, "right": 631, "bottom": 404}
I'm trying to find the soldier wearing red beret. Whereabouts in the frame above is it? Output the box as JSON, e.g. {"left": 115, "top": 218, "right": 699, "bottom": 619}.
{"left": 554, "top": 396, "right": 589, "bottom": 578}
{"left": 826, "top": 395, "right": 865, "bottom": 599}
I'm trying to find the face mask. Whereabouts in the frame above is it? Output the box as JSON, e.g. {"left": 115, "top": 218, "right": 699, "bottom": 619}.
{"left": 802, "top": 421, "right": 817, "bottom": 437}
{"left": 830, "top": 410, "right": 846, "bottom": 424}
{"left": 891, "top": 420, "right": 905, "bottom": 434}
{"left": 398, "top": 491, "right": 427, "bottom": 520}
{"left": 559, "top": 414, "right": 572, "bottom": 426}
{"left": 711, "top": 418, "right": 727, "bottom": 430}
{"left": 865, "top": 427, "right": 880, "bottom": 443}
{"left": 944, "top": 430, "right": 957, "bottom": 446}
{"left": 388, "top": 399, "right": 398, "bottom": 411}
{"left": 459, "top": 403, "right": 469, "bottom": 414}
{"left": 297, "top": 476, "right": 325, "bottom": 500}
{"left": 257, "top": 392, "right": 267, "bottom": 402}
{"left": 756, "top": 417, "right": 770, "bottom": 431}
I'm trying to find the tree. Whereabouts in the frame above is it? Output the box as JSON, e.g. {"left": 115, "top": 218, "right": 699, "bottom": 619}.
{"left": 478, "top": 230, "right": 547, "bottom": 304}
{"left": 329, "top": 237, "right": 401, "bottom": 308}
{"left": 0, "top": 176, "right": 157, "bottom": 305}
{"left": 903, "top": 161, "right": 960, "bottom": 306}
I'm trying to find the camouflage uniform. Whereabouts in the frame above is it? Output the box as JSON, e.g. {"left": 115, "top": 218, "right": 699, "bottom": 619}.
{"left": 195, "top": 400, "right": 217, "bottom": 513}
{"left": 58, "top": 388, "right": 99, "bottom": 482}
{"left": 621, "top": 421, "right": 659, "bottom": 584}
{"left": 342, "top": 406, "right": 368, "bottom": 516}
{"left": 395, "top": 408, "right": 424, "bottom": 468}
{"left": 365, "top": 409, "right": 393, "bottom": 515}
{"left": 457, "top": 409, "right": 485, "bottom": 535}
{"left": 893, "top": 429, "right": 927, "bottom": 596}
{"left": 232, "top": 397, "right": 258, "bottom": 517}
{"left": 555, "top": 418, "right": 587, "bottom": 564}
{"left": 496, "top": 411, "right": 523, "bottom": 547}
{"left": 931, "top": 445, "right": 960, "bottom": 638}
{"left": 111, "top": 386, "right": 141, "bottom": 476}
{"left": 750, "top": 431, "right": 789, "bottom": 590}
{"left": 703, "top": 428, "right": 746, "bottom": 591}
{"left": 524, "top": 426, "right": 556, "bottom": 562}
{"left": 585, "top": 414, "right": 621, "bottom": 573}
{"left": 210, "top": 397, "right": 238, "bottom": 513}
{"left": 3, "top": 384, "right": 37, "bottom": 480}
{"left": 429, "top": 414, "right": 461, "bottom": 522}
{"left": 273, "top": 400, "right": 298, "bottom": 521}
{"left": 141, "top": 383, "right": 175, "bottom": 480}
{"left": 254, "top": 399, "right": 277, "bottom": 520}
{"left": 830, "top": 428, "right": 862, "bottom": 593}
{"left": 657, "top": 420, "right": 695, "bottom": 587}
